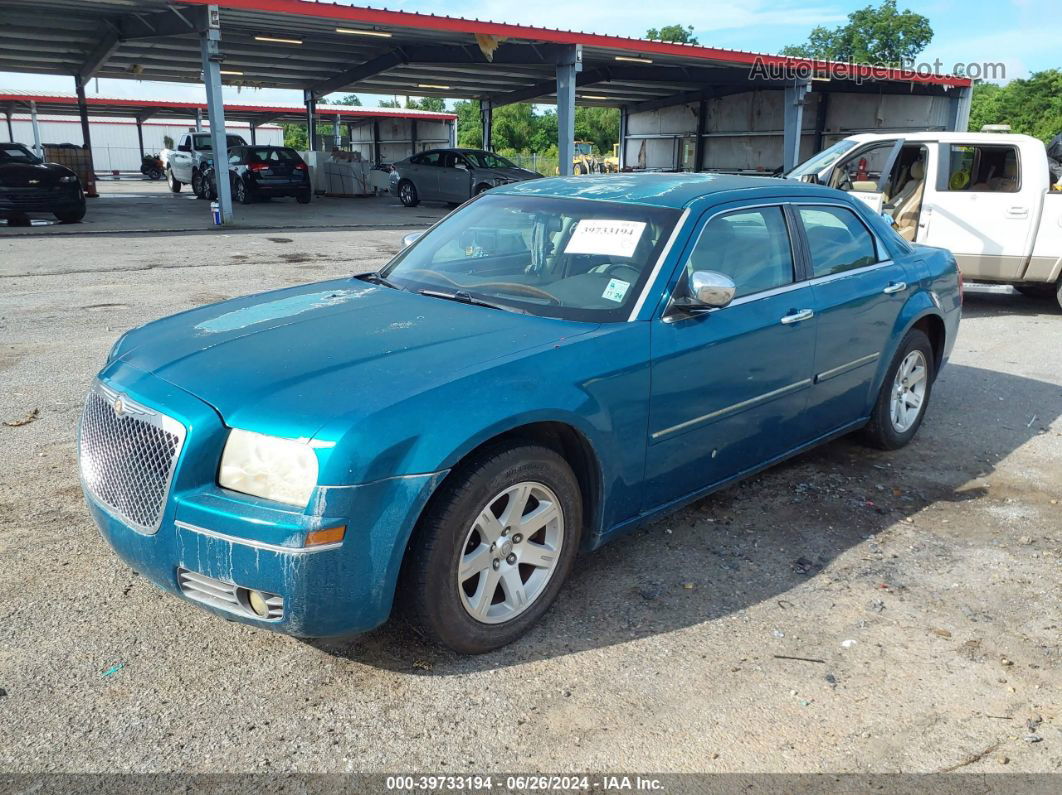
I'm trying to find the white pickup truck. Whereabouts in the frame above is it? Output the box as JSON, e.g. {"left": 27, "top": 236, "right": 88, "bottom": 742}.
{"left": 162, "top": 130, "right": 247, "bottom": 198}
{"left": 787, "top": 132, "right": 1062, "bottom": 307}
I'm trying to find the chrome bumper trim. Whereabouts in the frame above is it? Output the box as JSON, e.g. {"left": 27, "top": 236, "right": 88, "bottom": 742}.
{"left": 175, "top": 520, "right": 343, "bottom": 554}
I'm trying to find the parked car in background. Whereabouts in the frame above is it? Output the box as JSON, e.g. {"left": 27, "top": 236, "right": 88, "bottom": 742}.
{"left": 787, "top": 131, "right": 1062, "bottom": 308}
{"left": 202, "top": 145, "right": 311, "bottom": 205}
{"left": 161, "top": 131, "right": 247, "bottom": 198}
{"left": 0, "top": 142, "right": 86, "bottom": 223}
{"left": 81, "top": 174, "right": 960, "bottom": 654}
{"left": 389, "top": 148, "right": 540, "bottom": 206}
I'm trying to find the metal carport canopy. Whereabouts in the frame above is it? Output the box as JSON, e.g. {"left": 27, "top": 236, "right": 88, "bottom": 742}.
{"left": 0, "top": 0, "right": 970, "bottom": 222}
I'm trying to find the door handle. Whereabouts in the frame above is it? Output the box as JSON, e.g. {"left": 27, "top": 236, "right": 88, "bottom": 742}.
{"left": 1006, "top": 206, "right": 1028, "bottom": 218}
{"left": 883, "top": 281, "right": 907, "bottom": 294}
{"left": 780, "top": 309, "right": 814, "bottom": 325}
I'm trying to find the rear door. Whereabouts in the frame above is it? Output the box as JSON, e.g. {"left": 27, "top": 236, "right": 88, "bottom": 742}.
{"left": 796, "top": 202, "right": 910, "bottom": 437}
{"left": 170, "top": 134, "right": 194, "bottom": 182}
{"left": 437, "top": 151, "right": 472, "bottom": 201}
{"left": 409, "top": 151, "right": 442, "bottom": 199}
{"left": 921, "top": 141, "right": 1039, "bottom": 280}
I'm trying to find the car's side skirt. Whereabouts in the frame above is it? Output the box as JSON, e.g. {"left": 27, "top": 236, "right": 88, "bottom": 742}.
{"left": 590, "top": 417, "right": 869, "bottom": 549}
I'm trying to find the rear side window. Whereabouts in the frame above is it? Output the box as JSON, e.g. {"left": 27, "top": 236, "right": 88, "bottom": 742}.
{"left": 799, "top": 206, "right": 880, "bottom": 277}
{"left": 943, "top": 144, "right": 1020, "bottom": 192}
{"left": 411, "top": 152, "right": 441, "bottom": 166}
{"left": 685, "top": 207, "right": 794, "bottom": 298}
{"left": 245, "top": 147, "right": 299, "bottom": 163}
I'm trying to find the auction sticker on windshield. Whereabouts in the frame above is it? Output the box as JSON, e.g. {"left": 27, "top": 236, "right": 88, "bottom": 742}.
{"left": 564, "top": 219, "right": 646, "bottom": 257}
{"left": 601, "top": 278, "right": 631, "bottom": 303}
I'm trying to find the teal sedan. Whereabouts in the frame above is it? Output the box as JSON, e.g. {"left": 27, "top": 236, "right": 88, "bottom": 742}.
{"left": 80, "top": 174, "right": 961, "bottom": 653}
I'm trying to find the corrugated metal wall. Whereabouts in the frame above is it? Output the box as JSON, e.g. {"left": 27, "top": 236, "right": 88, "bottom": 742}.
{"left": 347, "top": 118, "right": 453, "bottom": 164}
{"left": 6, "top": 116, "right": 282, "bottom": 171}
{"left": 625, "top": 90, "right": 955, "bottom": 172}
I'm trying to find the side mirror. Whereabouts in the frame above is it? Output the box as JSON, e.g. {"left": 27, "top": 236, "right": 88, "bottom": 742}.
{"left": 454, "top": 163, "right": 468, "bottom": 171}
{"left": 673, "top": 270, "right": 736, "bottom": 313}
{"left": 400, "top": 231, "right": 423, "bottom": 249}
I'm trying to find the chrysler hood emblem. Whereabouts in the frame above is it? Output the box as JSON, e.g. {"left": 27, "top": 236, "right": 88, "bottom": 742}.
{"left": 113, "top": 398, "right": 125, "bottom": 417}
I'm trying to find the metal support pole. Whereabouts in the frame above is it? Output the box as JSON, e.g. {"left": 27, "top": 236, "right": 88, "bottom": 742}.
{"left": 333, "top": 113, "right": 341, "bottom": 149}
{"left": 410, "top": 120, "right": 417, "bottom": 155}
{"left": 200, "top": 17, "right": 233, "bottom": 224}
{"left": 303, "top": 90, "right": 317, "bottom": 151}
{"left": 29, "top": 101, "right": 42, "bottom": 158}
{"left": 249, "top": 122, "right": 257, "bottom": 145}
{"left": 782, "top": 79, "right": 811, "bottom": 173}
{"left": 692, "top": 98, "right": 707, "bottom": 172}
{"left": 346, "top": 122, "right": 353, "bottom": 153}
{"left": 74, "top": 75, "right": 93, "bottom": 154}
{"left": 948, "top": 85, "right": 972, "bottom": 132}
{"left": 813, "top": 92, "right": 829, "bottom": 152}
{"left": 556, "top": 44, "right": 582, "bottom": 176}
{"left": 479, "top": 99, "right": 492, "bottom": 151}
{"left": 136, "top": 119, "right": 145, "bottom": 159}
{"left": 448, "top": 119, "right": 456, "bottom": 148}
{"left": 372, "top": 120, "right": 381, "bottom": 164}
{"left": 5, "top": 110, "right": 13, "bottom": 142}
{"left": 618, "top": 107, "right": 628, "bottom": 170}
{"left": 195, "top": 107, "right": 203, "bottom": 132}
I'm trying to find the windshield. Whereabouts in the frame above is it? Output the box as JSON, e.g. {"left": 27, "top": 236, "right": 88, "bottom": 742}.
{"left": 464, "top": 151, "right": 517, "bottom": 169}
{"left": 383, "top": 194, "right": 682, "bottom": 322}
{"left": 193, "top": 134, "right": 247, "bottom": 152}
{"left": 0, "top": 143, "right": 41, "bottom": 164}
{"left": 786, "top": 139, "right": 858, "bottom": 180}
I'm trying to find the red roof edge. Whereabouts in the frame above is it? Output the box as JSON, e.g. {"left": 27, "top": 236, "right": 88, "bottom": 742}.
{"left": 182, "top": 0, "right": 971, "bottom": 88}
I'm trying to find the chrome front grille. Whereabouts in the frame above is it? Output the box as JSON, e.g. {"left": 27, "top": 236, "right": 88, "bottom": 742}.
{"left": 78, "top": 382, "right": 186, "bottom": 534}
{"left": 178, "top": 568, "right": 284, "bottom": 621}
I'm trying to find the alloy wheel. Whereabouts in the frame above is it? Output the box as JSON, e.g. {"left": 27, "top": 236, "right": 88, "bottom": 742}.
{"left": 890, "top": 350, "right": 928, "bottom": 432}
{"left": 457, "top": 481, "right": 564, "bottom": 625}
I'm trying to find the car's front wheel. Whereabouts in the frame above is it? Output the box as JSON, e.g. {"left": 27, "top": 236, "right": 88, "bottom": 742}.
{"left": 55, "top": 201, "right": 86, "bottom": 223}
{"left": 192, "top": 169, "right": 208, "bottom": 200}
{"left": 861, "top": 328, "right": 935, "bottom": 450}
{"left": 167, "top": 168, "right": 182, "bottom": 193}
{"left": 398, "top": 180, "right": 419, "bottom": 207}
{"left": 401, "top": 444, "right": 582, "bottom": 654}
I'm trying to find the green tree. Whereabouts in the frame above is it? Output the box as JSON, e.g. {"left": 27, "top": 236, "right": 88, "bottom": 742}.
{"left": 453, "top": 99, "right": 482, "bottom": 148}
{"left": 406, "top": 96, "right": 447, "bottom": 112}
{"left": 646, "top": 24, "right": 699, "bottom": 45}
{"left": 378, "top": 97, "right": 402, "bottom": 108}
{"left": 575, "top": 107, "right": 620, "bottom": 154}
{"left": 322, "top": 94, "right": 362, "bottom": 106}
{"left": 968, "top": 69, "right": 1062, "bottom": 143}
{"left": 781, "top": 0, "right": 932, "bottom": 67}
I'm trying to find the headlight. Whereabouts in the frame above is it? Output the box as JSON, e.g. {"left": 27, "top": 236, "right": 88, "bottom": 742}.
{"left": 219, "top": 429, "right": 319, "bottom": 507}
{"left": 59, "top": 175, "right": 77, "bottom": 183}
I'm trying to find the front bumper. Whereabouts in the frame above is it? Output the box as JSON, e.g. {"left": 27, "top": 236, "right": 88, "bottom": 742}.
{"left": 81, "top": 365, "right": 446, "bottom": 637}
{"left": 0, "top": 185, "right": 82, "bottom": 214}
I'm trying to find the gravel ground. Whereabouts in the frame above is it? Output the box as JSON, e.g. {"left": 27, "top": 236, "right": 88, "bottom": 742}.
{"left": 0, "top": 227, "right": 1059, "bottom": 774}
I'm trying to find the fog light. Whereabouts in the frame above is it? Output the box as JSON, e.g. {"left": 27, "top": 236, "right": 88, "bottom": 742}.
{"left": 247, "top": 589, "right": 269, "bottom": 617}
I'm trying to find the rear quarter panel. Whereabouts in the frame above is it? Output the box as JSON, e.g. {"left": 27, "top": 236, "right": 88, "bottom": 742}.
{"left": 1027, "top": 192, "right": 1062, "bottom": 283}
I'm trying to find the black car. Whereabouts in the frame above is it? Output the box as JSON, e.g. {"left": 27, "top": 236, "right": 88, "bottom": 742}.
{"left": 203, "top": 145, "right": 311, "bottom": 204}
{"left": 0, "top": 142, "right": 86, "bottom": 223}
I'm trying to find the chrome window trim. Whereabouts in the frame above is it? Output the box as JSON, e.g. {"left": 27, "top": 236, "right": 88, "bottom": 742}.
{"left": 627, "top": 207, "right": 691, "bottom": 321}
{"left": 78, "top": 381, "right": 187, "bottom": 536}
{"left": 805, "top": 259, "right": 896, "bottom": 287}
{"left": 175, "top": 520, "right": 343, "bottom": 554}
{"left": 815, "top": 352, "right": 881, "bottom": 383}
{"left": 795, "top": 200, "right": 889, "bottom": 270}
{"left": 652, "top": 378, "right": 813, "bottom": 440}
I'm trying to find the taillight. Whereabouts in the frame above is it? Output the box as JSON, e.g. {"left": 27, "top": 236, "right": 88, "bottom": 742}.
{"left": 248, "top": 162, "right": 269, "bottom": 172}
{"left": 293, "top": 161, "right": 307, "bottom": 171}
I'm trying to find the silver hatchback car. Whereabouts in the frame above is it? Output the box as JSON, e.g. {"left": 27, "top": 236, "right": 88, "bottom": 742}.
{"left": 389, "top": 148, "right": 540, "bottom": 206}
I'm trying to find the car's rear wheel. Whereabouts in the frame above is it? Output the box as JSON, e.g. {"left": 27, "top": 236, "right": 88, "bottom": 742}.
{"left": 296, "top": 189, "right": 311, "bottom": 204}
{"left": 398, "top": 180, "right": 419, "bottom": 207}
{"left": 401, "top": 444, "right": 581, "bottom": 654}
{"left": 234, "top": 177, "right": 253, "bottom": 205}
{"left": 861, "top": 328, "right": 934, "bottom": 450}
{"left": 167, "top": 168, "right": 182, "bottom": 193}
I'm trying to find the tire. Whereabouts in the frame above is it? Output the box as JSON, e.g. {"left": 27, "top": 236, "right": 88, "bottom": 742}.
{"left": 148, "top": 167, "right": 163, "bottom": 181}
{"left": 473, "top": 183, "right": 491, "bottom": 196}
{"left": 398, "top": 180, "right": 419, "bottom": 207}
{"left": 55, "top": 202, "right": 86, "bottom": 223}
{"left": 861, "top": 329, "right": 935, "bottom": 450}
{"left": 296, "top": 190, "right": 311, "bottom": 204}
{"left": 234, "top": 177, "right": 253, "bottom": 205}
{"left": 206, "top": 178, "right": 217, "bottom": 202}
{"left": 400, "top": 444, "right": 582, "bottom": 654}
{"left": 574, "top": 162, "right": 588, "bottom": 175}
{"left": 167, "top": 168, "right": 182, "bottom": 193}
{"left": 1013, "top": 283, "right": 1055, "bottom": 300}
{"left": 192, "top": 169, "right": 208, "bottom": 200}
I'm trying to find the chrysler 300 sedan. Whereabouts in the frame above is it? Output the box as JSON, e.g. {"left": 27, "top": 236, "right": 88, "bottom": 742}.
{"left": 80, "top": 174, "right": 961, "bottom": 653}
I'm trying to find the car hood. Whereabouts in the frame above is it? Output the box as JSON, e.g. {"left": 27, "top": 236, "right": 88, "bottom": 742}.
{"left": 114, "top": 278, "right": 594, "bottom": 438}
{"left": 0, "top": 161, "right": 74, "bottom": 188}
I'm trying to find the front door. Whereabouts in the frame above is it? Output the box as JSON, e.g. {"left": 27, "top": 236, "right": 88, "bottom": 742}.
{"left": 826, "top": 139, "right": 903, "bottom": 215}
{"left": 644, "top": 204, "right": 817, "bottom": 509}
{"left": 921, "top": 141, "right": 1039, "bottom": 280}
{"left": 795, "top": 202, "right": 910, "bottom": 436}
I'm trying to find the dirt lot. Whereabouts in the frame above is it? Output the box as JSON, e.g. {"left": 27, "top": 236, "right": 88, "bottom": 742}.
{"left": 0, "top": 225, "right": 1059, "bottom": 775}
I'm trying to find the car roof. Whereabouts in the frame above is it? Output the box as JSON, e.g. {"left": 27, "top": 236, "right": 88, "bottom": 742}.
{"left": 492, "top": 173, "right": 843, "bottom": 209}
{"left": 844, "top": 131, "right": 1043, "bottom": 146}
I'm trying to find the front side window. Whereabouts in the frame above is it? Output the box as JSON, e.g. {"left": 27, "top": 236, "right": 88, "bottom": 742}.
{"left": 412, "top": 151, "right": 441, "bottom": 166}
{"left": 383, "top": 194, "right": 682, "bottom": 322}
{"left": 685, "top": 207, "right": 794, "bottom": 299}
{"left": 787, "top": 139, "right": 858, "bottom": 181}
{"left": 799, "top": 206, "right": 880, "bottom": 277}
{"left": 829, "top": 142, "right": 897, "bottom": 192}
{"left": 464, "top": 151, "right": 517, "bottom": 169}
{"left": 944, "top": 144, "right": 1020, "bottom": 192}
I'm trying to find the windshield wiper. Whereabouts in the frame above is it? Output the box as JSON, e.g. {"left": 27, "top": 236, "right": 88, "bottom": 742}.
{"left": 417, "top": 288, "right": 523, "bottom": 313}
{"left": 356, "top": 271, "right": 402, "bottom": 290}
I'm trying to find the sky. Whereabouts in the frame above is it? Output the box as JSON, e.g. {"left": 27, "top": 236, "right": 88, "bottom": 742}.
{"left": 1, "top": 0, "right": 1055, "bottom": 109}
